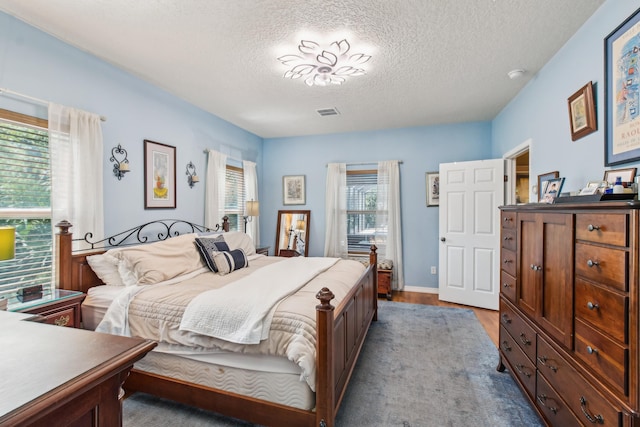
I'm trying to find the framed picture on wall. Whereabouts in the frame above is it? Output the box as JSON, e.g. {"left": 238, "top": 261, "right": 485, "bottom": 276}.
{"left": 567, "top": 81, "right": 597, "bottom": 141}
{"left": 604, "top": 7, "right": 640, "bottom": 166}
{"left": 144, "top": 139, "right": 176, "bottom": 209}
{"left": 283, "top": 175, "right": 306, "bottom": 205}
{"left": 426, "top": 172, "right": 439, "bottom": 207}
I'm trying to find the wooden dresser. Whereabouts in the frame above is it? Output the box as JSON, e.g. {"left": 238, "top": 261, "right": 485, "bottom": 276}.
{"left": 498, "top": 202, "right": 640, "bottom": 426}
{"left": 0, "top": 310, "right": 156, "bottom": 426}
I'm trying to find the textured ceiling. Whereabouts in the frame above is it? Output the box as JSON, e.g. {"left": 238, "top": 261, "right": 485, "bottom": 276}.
{"left": 0, "top": 0, "right": 605, "bottom": 138}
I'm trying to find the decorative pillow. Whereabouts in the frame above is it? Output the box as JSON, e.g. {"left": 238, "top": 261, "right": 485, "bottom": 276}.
{"left": 194, "top": 236, "right": 230, "bottom": 272}
{"left": 86, "top": 251, "right": 125, "bottom": 286}
{"left": 211, "top": 249, "right": 248, "bottom": 275}
{"left": 220, "top": 231, "right": 256, "bottom": 256}
{"left": 113, "top": 233, "right": 204, "bottom": 286}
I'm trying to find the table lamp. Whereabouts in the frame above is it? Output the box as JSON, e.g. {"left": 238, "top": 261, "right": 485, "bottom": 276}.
{"left": 244, "top": 200, "right": 259, "bottom": 233}
{"left": 0, "top": 226, "right": 16, "bottom": 261}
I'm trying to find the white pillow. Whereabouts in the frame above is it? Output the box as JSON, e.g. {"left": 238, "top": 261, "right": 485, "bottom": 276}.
{"left": 222, "top": 231, "right": 256, "bottom": 256}
{"left": 86, "top": 251, "right": 125, "bottom": 286}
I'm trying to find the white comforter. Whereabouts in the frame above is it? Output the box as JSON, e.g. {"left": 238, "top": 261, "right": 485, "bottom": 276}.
{"left": 95, "top": 255, "right": 365, "bottom": 390}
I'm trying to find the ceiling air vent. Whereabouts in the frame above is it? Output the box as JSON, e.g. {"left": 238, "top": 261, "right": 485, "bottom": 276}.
{"left": 317, "top": 108, "right": 340, "bottom": 117}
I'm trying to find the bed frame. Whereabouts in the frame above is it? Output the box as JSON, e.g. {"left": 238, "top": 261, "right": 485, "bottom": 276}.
{"left": 55, "top": 219, "right": 378, "bottom": 427}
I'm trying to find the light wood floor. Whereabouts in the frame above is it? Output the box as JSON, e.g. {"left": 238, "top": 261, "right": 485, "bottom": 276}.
{"left": 386, "top": 291, "right": 499, "bottom": 347}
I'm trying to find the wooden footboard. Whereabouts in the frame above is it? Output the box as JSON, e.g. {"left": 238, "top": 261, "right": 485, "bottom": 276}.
{"left": 55, "top": 222, "right": 378, "bottom": 427}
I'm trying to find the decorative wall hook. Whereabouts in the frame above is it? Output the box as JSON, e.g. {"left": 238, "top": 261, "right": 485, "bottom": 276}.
{"left": 186, "top": 161, "right": 199, "bottom": 188}
{"left": 110, "top": 144, "right": 130, "bottom": 180}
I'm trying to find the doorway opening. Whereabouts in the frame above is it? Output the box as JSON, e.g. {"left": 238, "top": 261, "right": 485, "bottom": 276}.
{"left": 503, "top": 140, "right": 531, "bottom": 205}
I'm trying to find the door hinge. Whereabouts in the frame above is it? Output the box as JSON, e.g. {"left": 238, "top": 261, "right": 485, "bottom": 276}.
{"left": 504, "top": 175, "right": 508, "bottom": 182}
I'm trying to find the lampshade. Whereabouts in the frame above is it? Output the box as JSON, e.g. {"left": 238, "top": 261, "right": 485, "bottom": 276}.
{"left": 0, "top": 226, "right": 16, "bottom": 261}
{"left": 246, "top": 200, "right": 260, "bottom": 217}
{"left": 295, "top": 220, "right": 306, "bottom": 231}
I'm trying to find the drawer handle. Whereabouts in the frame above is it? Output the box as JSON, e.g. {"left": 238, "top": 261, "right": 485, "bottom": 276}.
{"left": 530, "top": 264, "right": 541, "bottom": 271}
{"left": 587, "top": 224, "right": 601, "bottom": 232}
{"left": 501, "top": 314, "right": 512, "bottom": 324}
{"left": 536, "top": 394, "right": 558, "bottom": 414}
{"left": 54, "top": 315, "right": 70, "bottom": 327}
{"left": 503, "top": 236, "right": 512, "bottom": 241}
{"left": 502, "top": 282, "right": 512, "bottom": 289}
{"left": 586, "top": 346, "right": 599, "bottom": 355}
{"left": 586, "top": 259, "right": 599, "bottom": 268}
{"left": 587, "top": 301, "right": 599, "bottom": 310}
{"left": 503, "top": 259, "right": 513, "bottom": 264}
{"left": 537, "top": 355, "right": 558, "bottom": 372}
{"left": 514, "top": 363, "right": 532, "bottom": 378}
{"left": 579, "top": 396, "right": 604, "bottom": 424}
{"left": 519, "top": 332, "right": 531, "bottom": 346}
{"left": 500, "top": 341, "right": 512, "bottom": 352}
{"left": 504, "top": 217, "right": 512, "bottom": 223}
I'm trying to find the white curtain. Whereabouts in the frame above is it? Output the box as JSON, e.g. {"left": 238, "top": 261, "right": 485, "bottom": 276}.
{"left": 324, "top": 163, "right": 347, "bottom": 257}
{"left": 242, "top": 160, "right": 259, "bottom": 244}
{"left": 48, "top": 103, "right": 104, "bottom": 252}
{"left": 204, "top": 149, "right": 227, "bottom": 229}
{"left": 378, "top": 160, "right": 404, "bottom": 289}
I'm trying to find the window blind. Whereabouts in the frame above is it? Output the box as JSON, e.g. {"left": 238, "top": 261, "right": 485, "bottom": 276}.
{"left": 224, "top": 165, "right": 245, "bottom": 232}
{"left": 0, "top": 113, "right": 52, "bottom": 296}
{"left": 346, "top": 170, "right": 384, "bottom": 253}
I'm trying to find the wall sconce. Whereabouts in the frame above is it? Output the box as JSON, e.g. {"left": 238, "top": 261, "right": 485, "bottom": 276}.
{"left": 186, "top": 161, "right": 200, "bottom": 188}
{"left": 0, "top": 226, "right": 16, "bottom": 261}
{"left": 243, "top": 200, "right": 259, "bottom": 233}
{"left": 110, "top": 144, "right": 130, "bottom": 180}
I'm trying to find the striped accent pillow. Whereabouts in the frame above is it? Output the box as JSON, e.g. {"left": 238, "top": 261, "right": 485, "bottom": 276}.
{"left": 195, "top": 236, "right": 230, "bottom": 272}
{"left": 212, "top": 249, "right": 249, "bottom": 275}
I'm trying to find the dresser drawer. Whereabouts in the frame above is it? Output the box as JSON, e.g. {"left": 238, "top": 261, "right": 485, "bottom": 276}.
{"left": 499, "top": 299, "right": 536, "bottom": 362}
{"left": 575, "top": 243, "right": 627, "bottom": 292}
{"left": 575, "top": 213, "right": 627, "bottom": 247}
{"left": 501, "top": 228, "right": 516, "bottom": 252}
{"left": 499, "top": 325, "right": 535, "bottom": 397}
{"left": 575, "top": 278, "right": 627, "bottom": 343}
{"left": 502, "top": 211, "right": 516, "bottom": 229}
{"left": 574, "top": 319, "right": 627, "bottom": 396}
{"left": 535, "top": 373, "right": 581, "bottom": 427}
{"left": 537, "top": 336, "right": 622, "bottom": 427}
{"left": 501, "top": 248, "right": 516, "bottom": 277}
{"left": 500, "top": 270, "right": 516, "bottom": 303}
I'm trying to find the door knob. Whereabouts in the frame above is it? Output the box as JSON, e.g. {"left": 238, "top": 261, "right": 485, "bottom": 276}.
{"left": 440, "top": 237, "right": 446, "bottom": 242}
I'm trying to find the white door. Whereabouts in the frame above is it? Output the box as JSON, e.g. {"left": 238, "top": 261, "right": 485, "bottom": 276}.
{"left": 438, "top": 159, "right": 504, "bottom": 310}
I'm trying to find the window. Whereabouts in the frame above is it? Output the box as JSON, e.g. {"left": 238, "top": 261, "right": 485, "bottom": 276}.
{"left": 0, "top": 109, "right": 52, "bottom": 296}
{"left": 224, "top": 165, "right": 245, "bottom": 231}
{"left": 346, "top": 169, "right": 386, "bottom": 254}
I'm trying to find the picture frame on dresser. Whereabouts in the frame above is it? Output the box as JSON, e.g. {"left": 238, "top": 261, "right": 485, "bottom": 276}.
{"left": 604, "top": 7, "right": 640, "bottom": 166}
{"left": 603, "top": 167, "right": 637, "bottom": 185}
{"left": 536, "top": 171, "right": 559, "bottom": 202}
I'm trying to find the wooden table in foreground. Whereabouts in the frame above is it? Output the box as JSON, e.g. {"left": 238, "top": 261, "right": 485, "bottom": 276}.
{"left": 0, "top": 310, "right": 156, "bottom": 427}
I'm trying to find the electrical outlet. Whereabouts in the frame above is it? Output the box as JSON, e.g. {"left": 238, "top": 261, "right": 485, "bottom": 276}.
{"left": 431, "top": 266, "right": 437, "bottom": 275}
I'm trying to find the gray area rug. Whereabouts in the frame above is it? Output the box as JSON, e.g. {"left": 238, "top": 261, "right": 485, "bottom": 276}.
{"left": 123, "top": 301, "right": 542, "bottom": 426}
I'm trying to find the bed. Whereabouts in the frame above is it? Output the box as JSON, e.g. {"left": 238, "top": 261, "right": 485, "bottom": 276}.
{"left": 54, "top": 218, "right": 378, "bottom": 427}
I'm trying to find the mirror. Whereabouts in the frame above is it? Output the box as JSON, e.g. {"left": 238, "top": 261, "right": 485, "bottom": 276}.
{"left": 275, "top": 210, "right": 310, "bottom": 257}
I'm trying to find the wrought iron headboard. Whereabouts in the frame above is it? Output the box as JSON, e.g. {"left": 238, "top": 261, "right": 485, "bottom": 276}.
{"left": 71, "top": 217, "right": 229, "bottom": 251}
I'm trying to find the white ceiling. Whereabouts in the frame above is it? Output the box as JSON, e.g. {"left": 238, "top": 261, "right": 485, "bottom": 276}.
{"left": 0, "top": 0, "right": 605, "bottom": 139}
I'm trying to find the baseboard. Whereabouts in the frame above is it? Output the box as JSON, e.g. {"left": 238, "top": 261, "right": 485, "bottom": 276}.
{"left": 401, "top": 286, "right": 438, "bottom": 294}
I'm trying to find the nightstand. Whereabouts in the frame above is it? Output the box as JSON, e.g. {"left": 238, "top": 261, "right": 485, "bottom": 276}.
{"left": 377, "top": 269, "right": 392, "bottom": 300}
{"left": 8, "top": 289, "right": 85, "bottom": 328}
{"left": 256, "top": 246, "right": 270, "bottom": 256}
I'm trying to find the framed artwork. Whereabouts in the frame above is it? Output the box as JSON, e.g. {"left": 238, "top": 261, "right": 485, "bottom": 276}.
{"left": 542, "top": 177, "right": 564, "bottom": 204}
{"left": 604, "top": 7, "right": 640, "bottom": 166}
{"left": 603, "top": 167, "right": 637, "bottom": 184}
{"left": 579, "top": 181, "right": 606, "bottom": 195}
{"left": 568, "top": 81, "right": 597, "bottom": 141}
{"left": 144, "top": 139, "right": 176, "bottom": 209}
{"left": 283, "top": 175, "right": 306, "bottom": 205}
{"left": 537, "top": 171, "right": 559, "bottom": 202}
{"left": 426, "top": 172, "right": 439, "bottom": 207}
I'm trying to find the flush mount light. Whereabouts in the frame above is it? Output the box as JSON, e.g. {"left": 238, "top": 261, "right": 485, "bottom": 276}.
{"left": 278, "top": 39, "right": 371, "bottom": 86}
{"left": 507, "top": 69, "right": 526, "bottom": 79}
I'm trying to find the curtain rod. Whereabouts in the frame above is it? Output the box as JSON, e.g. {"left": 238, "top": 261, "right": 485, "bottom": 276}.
{"left": 202, "top": 148, "right": 242, "bottom": 163}
{"left": 0, "top": 87, "right": 107, "bottom": 122}
{"left": 326, "top": 160, "right": 404, "bottom": 167}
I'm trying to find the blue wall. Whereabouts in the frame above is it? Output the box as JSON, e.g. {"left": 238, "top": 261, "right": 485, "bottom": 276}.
{"left": 493, "top": 1, "right": 640, "bottom": 192}
{"left": 262, "top": 123, "right": 492, "bottom": 287}
{"left": 1, "top": 0, "right": 635, "bottom": 290}
{"left": 0, "top": 12, "right": 263, "bottom": 234}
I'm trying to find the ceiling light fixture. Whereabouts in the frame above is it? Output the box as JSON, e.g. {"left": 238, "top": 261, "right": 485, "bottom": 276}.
{"left": 278, "top": 39, "right": 371, "bottom": 87}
